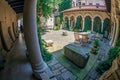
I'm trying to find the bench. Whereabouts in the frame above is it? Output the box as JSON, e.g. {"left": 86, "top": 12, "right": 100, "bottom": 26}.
{"left": 44, "top": 40, "right": 53, "bottom": 47}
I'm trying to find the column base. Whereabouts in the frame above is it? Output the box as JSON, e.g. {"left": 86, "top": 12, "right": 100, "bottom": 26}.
{"left": 33, "top": 62, "right": 47, "bottom": 73}
{"left": 33, "top": 64, "right": 54, "bottom": 80}
{"left": 26, "top": 50, "right": 48, "bottom": 79}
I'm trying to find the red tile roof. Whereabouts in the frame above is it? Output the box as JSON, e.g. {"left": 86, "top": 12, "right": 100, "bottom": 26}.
{"left": 62, "top": 5, "right": 107, "bottom": 13}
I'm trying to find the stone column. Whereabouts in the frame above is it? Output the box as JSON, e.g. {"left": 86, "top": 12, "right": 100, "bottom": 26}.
{"left": 23, "top": 0, "right": 47, "bottom": 79}
{"left": 91, "top": 18, "right": 94, "bottom": 32}
{"left": 68, "top": 18, "right": 70, "bottom": 27}
{"left": 112, "top": 18, "right": 119, "bottom": 46}
{"left": 110, "top": 21, "right": 116, "bottom": 46}
{"left": 101, "top": 20, "right": 104, "bottom": 33}
{"left": 74, "top": 17, "right": 77, "bottom": 27}
{"left": 82, "top": 18, "right": 85, "bottom": 31}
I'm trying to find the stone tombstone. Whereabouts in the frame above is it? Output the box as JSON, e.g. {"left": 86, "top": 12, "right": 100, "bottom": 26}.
{"left": 64, "top": 44, "right": 89, "bottom": 68}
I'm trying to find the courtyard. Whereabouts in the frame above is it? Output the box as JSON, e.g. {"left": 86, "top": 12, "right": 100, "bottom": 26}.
{"left": 42, "top": 30, "right": 111, "bottom": 80}
{"left": 0, "top": 0, "right": 120, "bottom": 80}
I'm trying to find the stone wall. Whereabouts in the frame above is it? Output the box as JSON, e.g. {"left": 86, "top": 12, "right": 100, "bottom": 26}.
{"left": 0, "top": 0, "right": 17, "bottom": 51}
{"left": 110, "top": 0, "right": 120, "bottom": 47}
{"left": 99, "top": 1, "right": 120, "bottom": 79}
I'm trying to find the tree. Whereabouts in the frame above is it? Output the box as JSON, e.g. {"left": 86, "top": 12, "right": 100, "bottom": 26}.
{"left": 37, "top": 0, "right": 62, "bottom": 18}
{"left": 37, "top": 0, "right": 62, "bottom": 61}
{"left": 59, "top": 0, "right": 72, "bottom": 23}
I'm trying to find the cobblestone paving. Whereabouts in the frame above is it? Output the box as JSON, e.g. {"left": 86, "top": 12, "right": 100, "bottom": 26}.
{"left": 47, "top": 58, "right": 80, "bottom": 80}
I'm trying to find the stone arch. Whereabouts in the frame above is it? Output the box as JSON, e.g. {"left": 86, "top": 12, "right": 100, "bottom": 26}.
{"left": 103, "top": 18, "right": 111, "bottom": 39}
{"left": 76, "top": 14, "right": 83, "bottom": 19}
{"left": 102, "top": 16, "right": 110, "bottom": 20}
{"left": 83, "top": 14, "right": 93, "bottom": 19}
{"left": 93, "top": 16, "right": 102, "bottom": 33}
{"left": 63, "top": 15, "right": 69, "bottom": 21}
{"left": 0, "top": 22, "right": 9, "bottom": 51}
{"left": 8, "top": 27, "right": 14, "bottom": 42}
{"left": 93, "top": 15, "right": 103, "bottom": 21}
{"left": 65, "top": 17, "right": 69, "bottom": 30}
{"left": 69, "top": 14, "right": 75, "bottom": 19}
{"left": 70, "top": 16, "right": 75, "bottom": 28}
{"left": 75, "top": 15, "right": 83, "bottom": 30}
{"left": 83, "top": 16, "right": 92, "bottom": 31}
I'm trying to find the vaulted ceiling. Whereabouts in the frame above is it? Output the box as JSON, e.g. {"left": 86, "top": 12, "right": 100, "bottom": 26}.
{"left": 6, "top": 0, "right": 111, "bottom": 14}
{"left": 6, "top": 0, "right": 24, "bottom": 14}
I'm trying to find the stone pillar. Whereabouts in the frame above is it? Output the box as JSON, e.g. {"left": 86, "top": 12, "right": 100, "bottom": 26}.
{"left": 110, "top": 21, "right": 116, "bottom": 46}
{"left": 68, "top": 18, "right": 70, "bottom": 27}
{"left": 82, "top": 18, "right": 85, "bottom": 31}
{"left": 91, "top": 18, "right": 94, "bottom": 32}
{"left": 23, "top": 0, "right": 47, "bottom": 79}
{"left": 101, "top": 20, "right": 104, "bottom": 33}
{"left": 112, "top": 18, "right": 119, "bottom": 46}
{"left": 74, "top": 17, "right": 77, "bottom": 27}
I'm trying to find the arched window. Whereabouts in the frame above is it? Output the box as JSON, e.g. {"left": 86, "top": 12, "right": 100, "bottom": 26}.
{"left": 75, "top": 16, "right": 82, "bottom": 30}
{"left": 93, "top": 17, "right": 101, "bottom": 33}
{"left": 8, "top": 27, "right": 14, "bottom": 42}
{"left": 65, "top": 17, "right": 69, "bottom": 30}
{"left": 103, "top": 18, "right": 111, "bottom": 38}
{"left": 84, "top": 16, "right": 92, "bottom": 32}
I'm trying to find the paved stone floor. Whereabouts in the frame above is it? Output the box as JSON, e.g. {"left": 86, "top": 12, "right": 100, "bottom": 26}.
{"left": 47, "top": 58, "right": 79, "bottom": 80}
{"left": 42, "top": 30, "right": 111, "bottom": 80}
{"left": 0, "top": 34, "right": 38, "bottom": 80}
{"left": 0, "top": 33, "right": 80, "bottom": 80}
{"left": 0, "top": 30, "right": 111, "bottom": 80}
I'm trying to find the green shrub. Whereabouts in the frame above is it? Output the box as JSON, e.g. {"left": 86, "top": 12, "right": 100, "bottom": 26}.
{"left": 116, "top": 38, "right": 120, "bottom": 47}
{"left": 96, "top": 47, "right": 120, "bottom": 75}
{"left": 38, "top": 27, "right": 52, "bottom": 62}
{"left": 94, "top": 39, "right": 99, "bottom": 47}
{"left": 118, "top": 52, "right": 120, "bottom": 56}
{"left": 69, "top": 26, "right": 73, "bottom": 31}
{"left": 108, "top": 47, "right": 120, "bottom": 59}
{"left": 73, "top": 27, "right": 79, "bottom": 32}
{"left": 53, "top": 26, "right": 60, "bottom": 30}
{"left": 56, "top": 17, "right": 61, "bottom": 27}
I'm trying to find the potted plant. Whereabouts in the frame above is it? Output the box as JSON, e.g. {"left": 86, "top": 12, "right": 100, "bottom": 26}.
{"left": 90, "top": 39, "right": 99, "bottom": 55}
{"left": 94, "top": 39, "right": 99, "bottom": 47}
